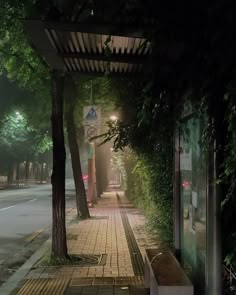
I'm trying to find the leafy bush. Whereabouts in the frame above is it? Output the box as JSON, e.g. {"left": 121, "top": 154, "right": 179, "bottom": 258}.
{"left": 222, "top": 83, "right": 236, "bottom": 281}
{"left": 124, "top": 148, "right": 173, "bottom": 246}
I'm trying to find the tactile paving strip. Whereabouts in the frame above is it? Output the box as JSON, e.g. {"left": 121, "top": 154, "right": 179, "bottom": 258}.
{"left": 17, "top": 278, "right": 70, "bottom": 295}
{"left": 116, "top": 194, "right": 144, "bottom": 276}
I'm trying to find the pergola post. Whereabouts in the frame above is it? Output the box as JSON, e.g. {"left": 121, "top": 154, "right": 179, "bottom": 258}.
{"left": 207, "top": 142, "right": 222, "bottom": 295}
{"left": 173, "top": 126, "right": 181, "bottom": 258}
{"left": 51, "top": 70, "right": 68, "bottom": 258}
{"left": 206, "top": 91, "right": 224, "bottom": 295}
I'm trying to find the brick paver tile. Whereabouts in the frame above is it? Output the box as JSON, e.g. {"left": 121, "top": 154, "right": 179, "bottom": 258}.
{"left": 70, "top": 277, "right": 94, "bottom": 286}
{"left": 18, "top": 191, "right": 162, "bottom": 295}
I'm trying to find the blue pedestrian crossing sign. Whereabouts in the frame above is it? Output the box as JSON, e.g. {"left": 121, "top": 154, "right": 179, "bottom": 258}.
{"left": 85, "top": 107, "right": 97, "bottom": 120}
{"left": 83, "top": 105, "right": 101, "bottom": 126}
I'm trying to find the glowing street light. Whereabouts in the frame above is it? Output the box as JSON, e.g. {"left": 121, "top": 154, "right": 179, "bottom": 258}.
{"left": 15, "top": 111, "right": 23, "bottom": 120}
{"left": 110, "top": 115, "right": 118, "bottom": 121}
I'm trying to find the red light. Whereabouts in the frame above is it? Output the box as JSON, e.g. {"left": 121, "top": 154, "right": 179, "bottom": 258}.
{"left": 83, "top": 175, "right": 88, "bottom": 180}
{"left": 182, "top": 181, "right": 190, "bottom": 188}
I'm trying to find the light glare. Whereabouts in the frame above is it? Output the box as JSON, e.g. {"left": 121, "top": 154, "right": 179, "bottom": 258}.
{"left": 110, "top": 115, "right": 117, "bottom": 121}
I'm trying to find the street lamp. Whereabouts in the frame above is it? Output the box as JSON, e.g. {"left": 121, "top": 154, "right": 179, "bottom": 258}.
{"left": 15, "top": 111, "right": 23, "bottom": 120}
{"left": 109, "top": 115, "right": 118, "bottom": 121}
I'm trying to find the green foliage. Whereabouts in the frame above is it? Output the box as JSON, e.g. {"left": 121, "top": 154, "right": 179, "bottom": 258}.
{"left": 99, "top": 76, "right": 175, "bottom": 246}
{"left": 100, "top": 120, "right": 130, "bottom": 150}
{"left": 72, "top": 76, "right": 117, "bottom": 127}
{"left": 110, "top": 150, "right": 127, "bottom": 189}
{"left": 0, "top": 111, "right": 30, "bottom": 164}
{"left": 124, "top": 148, "right": 173, "bottom": 246}
{"left": 221, "top": 81, "right": 236, "bottom": 272}
{"left": 0, "top": 110, "right": 52, "bottom": 174}
{"left": 0, "top": 2, "right": 53, "bottom": 177}
{"left": 0, "top": 1, "right": 52, "bottom": 162}
{"left": 0, "top": 0, "right": 51, "bottom": 131}
{"left": 0, "top": 0, "right": 50, "bottom": 92}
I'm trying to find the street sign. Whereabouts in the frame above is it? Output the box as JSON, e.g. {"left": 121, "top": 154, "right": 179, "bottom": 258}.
{"left": 86, "top": 126, "right": 97, "bottom": 139}
{"left": 83, "top": 106, "right": 101, "bottom": 126}
{"left": 86, "top": 107, "right": 97, "bottom": 120}
{"left": 84, "top": 125, "right": 101, "bottom": 142}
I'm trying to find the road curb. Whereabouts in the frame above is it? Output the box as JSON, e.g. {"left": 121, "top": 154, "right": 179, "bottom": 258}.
{"left": 0, "top": 239, "right": 51, "bottom": 295}
{"left": 0, "top": 207, "right": 76, "bottom": 295}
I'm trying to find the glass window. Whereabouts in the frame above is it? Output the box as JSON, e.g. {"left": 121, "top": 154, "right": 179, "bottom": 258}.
{"left": 180, "top": 117, "right": 207, "bottom": 293}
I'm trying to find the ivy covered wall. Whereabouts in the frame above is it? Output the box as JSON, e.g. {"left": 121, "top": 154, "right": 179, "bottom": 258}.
{"left": 124, "top": 149, "right": 173, "bottom": 246}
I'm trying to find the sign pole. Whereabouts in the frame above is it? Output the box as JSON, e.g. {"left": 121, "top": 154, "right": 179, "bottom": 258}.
{"left": 83, "top": 105, "right": 100, "bottom": 204}
{"left": 87, "top": 142, "right": 97, "bottom": 204}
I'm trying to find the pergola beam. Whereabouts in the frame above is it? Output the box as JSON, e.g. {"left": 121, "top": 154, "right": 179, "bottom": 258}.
{"left": 70, "top": 71, "right": 146, "bottom": 79}
{"left": 24, "top": 20, "right": 65, "bottom": 70}
{"left": 43, "top": 21, "right": 150, "bottom": 38}
{"left": 61, "top": 52, "right": 147, "bottom": 64}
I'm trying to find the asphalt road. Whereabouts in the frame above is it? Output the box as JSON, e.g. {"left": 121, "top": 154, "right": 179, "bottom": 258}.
{"left": 0, "top": 179, "right": 76, "bottom": 286}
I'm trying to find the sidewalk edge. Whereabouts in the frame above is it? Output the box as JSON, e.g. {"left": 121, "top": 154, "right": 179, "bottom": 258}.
{"left": 0, "top": 239, "right": 51, "bottom": 295}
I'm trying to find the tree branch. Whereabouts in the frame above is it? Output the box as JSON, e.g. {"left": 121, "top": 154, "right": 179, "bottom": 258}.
{"left": 0, "top": 48, "right": 48, "bottom": 84}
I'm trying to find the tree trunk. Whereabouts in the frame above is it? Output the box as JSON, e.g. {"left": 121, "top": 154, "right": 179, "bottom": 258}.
{"left": 36, "top": 164, "right": 39, "bottom": 183}
{"left": 66, "top": 105, "right": 90, "bottom": 219}
{"left": 95, "top": 144, "right": 109, "bottom": 197}
{"left": 16, "top": 162, "right": 20, "bottom": 186}
{"left": 32, "top": 164, "right": 36, "bottom": 183}
{"left": 41, "top": 162, "right": 44, "bottom": 183}
{"left": 51, "top": 70, "right": 68, "bottom": 259}
{"left": 7, "top": 165, "right": 13, "bottom": 185}
{"left": 25, "top": 161, "right": 29, "bottom": 185}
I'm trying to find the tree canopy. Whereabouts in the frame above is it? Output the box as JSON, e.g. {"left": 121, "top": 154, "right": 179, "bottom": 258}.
{"left": 0, "top": 0, "right": 50, "bottom": 92}
{"left": 0, "top": 109, "right": 52, "bottom": 174}
{"left": 0, "top": 1, "right": 53, "bottom": 176}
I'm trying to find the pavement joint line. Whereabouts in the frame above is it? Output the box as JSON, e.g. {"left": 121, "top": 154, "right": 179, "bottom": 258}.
{"left": 0, "top": 239, "right": 51, "bottom": 295}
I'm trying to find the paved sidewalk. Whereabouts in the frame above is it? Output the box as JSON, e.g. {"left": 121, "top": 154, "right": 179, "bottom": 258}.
{"left": 12, "top": 191, "right": 162, "bottom": 295}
